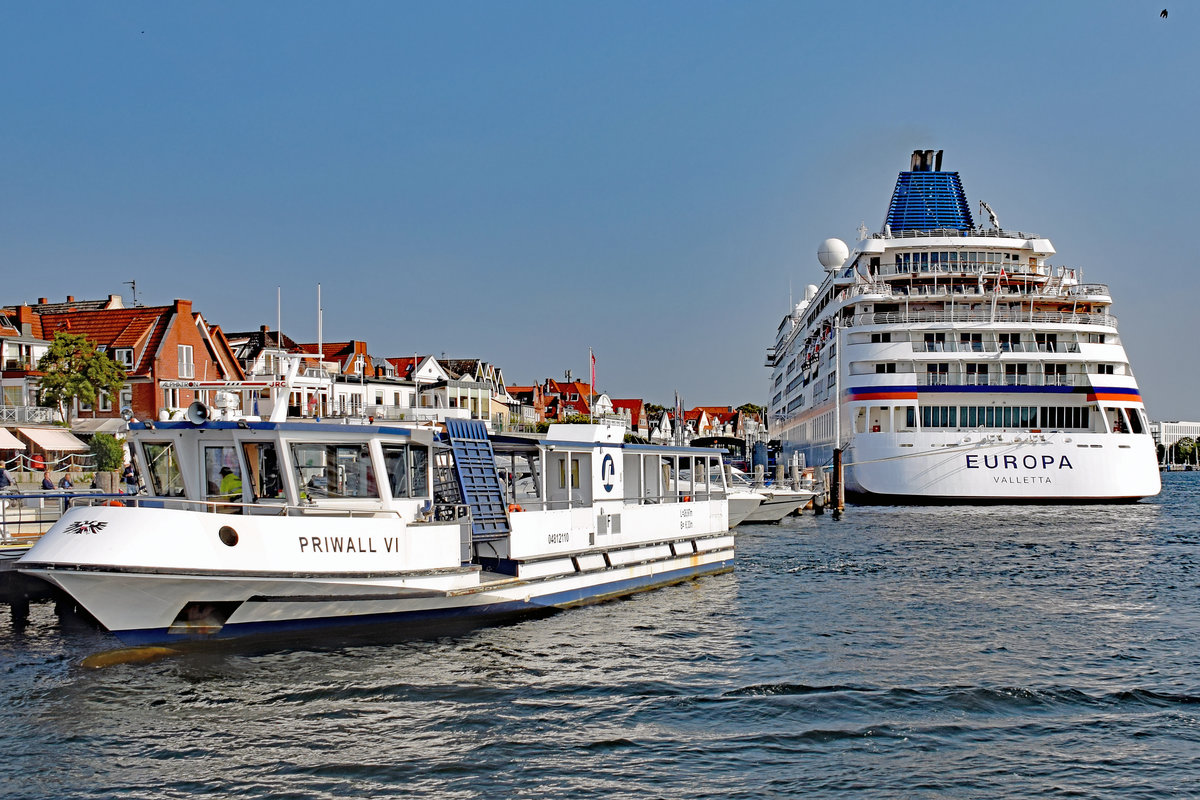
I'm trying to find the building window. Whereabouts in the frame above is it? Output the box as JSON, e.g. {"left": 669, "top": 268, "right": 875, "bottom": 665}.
{"left": 178, "top": 345, "right": 194, "bottom": 378}
{"left": 98, "top": 391, "right": 112, "bottom": 412}
{"left": 114, "top": 348, "right": 135, "bottom": 368}
{"left": 120, "top": 388, "right": 132, "bottom": 412}
{"left": 163, "top": 388, "right": 180, "bottom": 409}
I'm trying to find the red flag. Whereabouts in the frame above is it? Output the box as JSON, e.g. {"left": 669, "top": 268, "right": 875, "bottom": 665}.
{"left": 590, "top": 349, "right": 596, "bottom": 390}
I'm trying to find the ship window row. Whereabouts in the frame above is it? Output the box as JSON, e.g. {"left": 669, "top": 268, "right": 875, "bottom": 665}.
{"left": 886, "top": 251, "right": 1032, "bottom": 274}
{"left": 915, "top": 405, "right": 1088, "bottom": 430}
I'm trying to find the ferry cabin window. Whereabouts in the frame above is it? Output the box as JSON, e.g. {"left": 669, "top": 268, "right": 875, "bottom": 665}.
{"left": 242, "top": 441, "right": 284, "bottom": 501}
{"left": 203, "top": 446, "right": 243, "bottom": 505}
{"left": 870, "top": 332, "right": 891, "bottom": 343}
{"left": 557, "top": 457, "right": 580, "bottom": 490}
{"left": 381, "top": 444, "right": 430, "bottom": 499}
{"left": 291, "top": 443, "right": 378, "bottom": 499}
{"left": 875, "top": 363, "right": 896, "bottom": 373}
{"left": 142, "top": 442, "right": 185, "bottom": 497}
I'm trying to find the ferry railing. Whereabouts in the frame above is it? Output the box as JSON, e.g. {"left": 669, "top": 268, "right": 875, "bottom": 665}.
{"left": 66, "top": 494, "right": 421, "bottom": 520}
{"left": 1, "top": 490, "right": 126, "bottom": 544}
{"left": 505, "top": 491, "right": 727, "bottom": 512}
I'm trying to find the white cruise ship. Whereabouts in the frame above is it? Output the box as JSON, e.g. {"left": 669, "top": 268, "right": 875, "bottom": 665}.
{"left": 766, "top": 150, "right": 1160, "bottom": 503}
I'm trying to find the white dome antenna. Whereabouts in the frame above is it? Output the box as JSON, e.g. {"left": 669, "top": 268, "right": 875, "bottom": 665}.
{"left": 818, "top": 238, "right": 849, "bottom": 271}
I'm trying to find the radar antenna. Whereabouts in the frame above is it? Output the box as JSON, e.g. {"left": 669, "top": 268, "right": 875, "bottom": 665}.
{"left": 124, "top": 280, "right": 140, "bottom": 306}
{"left": 979, "top": 201, "right": 1000, "bottom": 230}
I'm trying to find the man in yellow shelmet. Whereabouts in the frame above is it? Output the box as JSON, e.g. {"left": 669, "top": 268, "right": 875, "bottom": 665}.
{"left": 218, "top": 466, "right": 242, "bottom": 505}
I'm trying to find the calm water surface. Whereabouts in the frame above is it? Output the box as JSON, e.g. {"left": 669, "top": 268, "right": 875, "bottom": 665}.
{"left": 3, "top": 474, "right": 1199, "bottom": 799}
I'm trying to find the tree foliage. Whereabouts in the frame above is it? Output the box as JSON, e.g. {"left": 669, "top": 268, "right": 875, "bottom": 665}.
{"left": 1174, "top": 437, "right": 1196, "bottom": 464}
{"left": 37, "top": 332, "right": 126, "bottom": 420}
{"left": 737, "top": 403, "right": 765, "bottom": 418}
{"left": 89, "top": 432, "right": 125, "bottom": 472}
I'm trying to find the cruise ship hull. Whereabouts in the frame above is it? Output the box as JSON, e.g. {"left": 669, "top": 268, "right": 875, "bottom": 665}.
{"left": 842, "top": 432, "right": 1160, "bottom": 503}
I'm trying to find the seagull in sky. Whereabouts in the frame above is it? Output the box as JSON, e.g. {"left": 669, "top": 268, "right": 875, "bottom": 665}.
{"left": 1161, "top": 9, "right": 1168, "bottom": 18}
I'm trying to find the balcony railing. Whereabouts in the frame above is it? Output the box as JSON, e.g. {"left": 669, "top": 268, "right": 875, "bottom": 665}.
{"left": 914, "top": 373, "right": 1085, "bottom": 387}
{"left": 851, "top": 310, "right": 1117, "bottom": 328}
{"left": 0, "top": 406, "right": 55, "bottom": 423}
{"left": 910, "top": 340, "right": 1082, "bottom": 354}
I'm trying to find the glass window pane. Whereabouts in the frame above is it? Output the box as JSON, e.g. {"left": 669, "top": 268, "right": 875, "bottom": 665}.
{"left": 242, "top": 442, "right": 284, "bottom": 500}
{"left": 410, "top": 446, "right": 429, "bottom": 496}
{"left": 291, "top": 443, "right": 379, "bottom": 500}
{"left": 204, "top": 445, "right": 242, "bottom": 503}
{"left": 142, "top": 442, "right": 184, "bottom": 497}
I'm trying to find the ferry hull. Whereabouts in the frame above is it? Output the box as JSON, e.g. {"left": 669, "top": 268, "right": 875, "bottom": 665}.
{"left": 28, "top": 549, "right": 734, "bottom": 647}
{"left": 843, "top": 433, "right": 1160, "bottom": 503}
{"left": 20, "top": 503, "right": 735, "bottom": 647}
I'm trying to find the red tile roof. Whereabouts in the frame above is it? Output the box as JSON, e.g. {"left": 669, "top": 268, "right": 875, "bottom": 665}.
{"left": 39, "top": 306, "right": 174, "bottom": 374}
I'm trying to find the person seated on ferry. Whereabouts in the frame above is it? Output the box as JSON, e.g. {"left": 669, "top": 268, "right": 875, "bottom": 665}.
{"left": 41, "top": 470, "right": 55, "bottom": 490}
{"left": 58, "top": 473, "right": 73, "bottom": 489}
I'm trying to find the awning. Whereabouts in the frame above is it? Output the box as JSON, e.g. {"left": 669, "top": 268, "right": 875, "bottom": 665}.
{"left": 0, "top": 428, "right": 26, "bottom": 450}
{"left": 18, "top": 427, "right": 89, "bottom": 452}
{"left": 71, "top": 418, "right": 127, "bottom": 435}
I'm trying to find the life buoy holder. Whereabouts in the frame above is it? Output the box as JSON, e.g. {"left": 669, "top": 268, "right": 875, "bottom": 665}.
{"left": 104, "top": 499, "right": 125, "bottom": 507}
{"left": 507, "top": 503, "right": 523, "bottom": 513}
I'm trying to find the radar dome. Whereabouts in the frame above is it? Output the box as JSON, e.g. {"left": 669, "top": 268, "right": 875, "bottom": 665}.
{"left": 818, "top": 238, "right": 849, "bottom": 270}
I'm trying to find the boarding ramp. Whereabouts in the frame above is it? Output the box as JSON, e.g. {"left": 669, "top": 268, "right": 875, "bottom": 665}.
{"left": 444, "top": 419, "right": 510, "bottom": 542}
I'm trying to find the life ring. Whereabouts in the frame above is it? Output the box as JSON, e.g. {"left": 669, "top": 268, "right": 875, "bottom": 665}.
{"left": 682, "top": 495, "right": 692, "bottom": 502}
{"left": 104, "top": 500, "right": 125, "bottom": 507}
{"left": 507, "top": 503, "right": 523, "bottom": 513}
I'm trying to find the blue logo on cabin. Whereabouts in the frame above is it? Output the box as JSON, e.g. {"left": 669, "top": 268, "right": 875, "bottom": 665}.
{"left": 601, "top": 454, "right": 615, "bottom": 492}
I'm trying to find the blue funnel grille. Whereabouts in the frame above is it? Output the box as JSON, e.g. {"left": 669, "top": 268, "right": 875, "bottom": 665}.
{"left": 885, "top": 171, "right": 973, "bottom": 232}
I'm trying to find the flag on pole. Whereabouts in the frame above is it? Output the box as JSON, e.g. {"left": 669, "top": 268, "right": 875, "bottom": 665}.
{"left": 590, "top": 348, "right": 596, "bottom": 390}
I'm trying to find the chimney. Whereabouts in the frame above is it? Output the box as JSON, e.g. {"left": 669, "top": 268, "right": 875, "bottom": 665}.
{"left": 66, "top": 295, "right": 75, "bottom": 303}
{"left": 15, "top": 305, "right": 35, "bottom": 336}
{"left": 910, "top": 150, "right": 922, "bottom": 171}
{"left": 173, "top": 298, "right": 193, "bottom": 317}
{"left": 934, "top": 150, "right": 943, "bottom": 171}
{"left": 38, "top": 298, "right": 48, "bottom": 305}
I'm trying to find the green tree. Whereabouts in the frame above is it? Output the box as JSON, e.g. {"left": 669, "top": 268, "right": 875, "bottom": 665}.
{"left": 37, "top": 332, "right": 126, "bottom": 421}
{"left": 737, "top": 403, "right": 765, "bottom": 418}
{"left": 89, "top": 432, "right": 125, "bottom": 472}
{"left": 1175, "top": 437, "right": 1196, "bottom": 465}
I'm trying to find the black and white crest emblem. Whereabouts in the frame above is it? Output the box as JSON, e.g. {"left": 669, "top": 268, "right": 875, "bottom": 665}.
{"left": 64, "top": 520, "right": 108, "bottom": 535}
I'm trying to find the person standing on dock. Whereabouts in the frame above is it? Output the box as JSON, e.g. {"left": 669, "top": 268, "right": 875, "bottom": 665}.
{"left": 122, "top": 463, "right": 138, "bottom": 493}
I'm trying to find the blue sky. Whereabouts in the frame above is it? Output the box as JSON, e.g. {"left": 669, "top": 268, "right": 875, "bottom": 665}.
{"left": 1, "top": 2, "right": 1195, "bottom": 417}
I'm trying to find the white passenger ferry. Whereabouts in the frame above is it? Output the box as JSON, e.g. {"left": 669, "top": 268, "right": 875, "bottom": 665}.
{"left": 18, "top": 409, "right": 733, "bottom": 646}
{"left": 767, "top": 150, "right": 1160, "bottom": 503}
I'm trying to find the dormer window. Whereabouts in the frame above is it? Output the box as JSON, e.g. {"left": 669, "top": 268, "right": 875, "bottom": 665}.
{"left": 114, "top": 348, "right": 135, "bottom": 368}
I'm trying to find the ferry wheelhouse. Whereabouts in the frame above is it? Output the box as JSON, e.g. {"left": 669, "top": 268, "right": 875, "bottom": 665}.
{"left": 19, "top": 409, "right": 734, "bottom": 646}
{"left": 766, "top": 150, "right": 1160, "bottom": 502}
